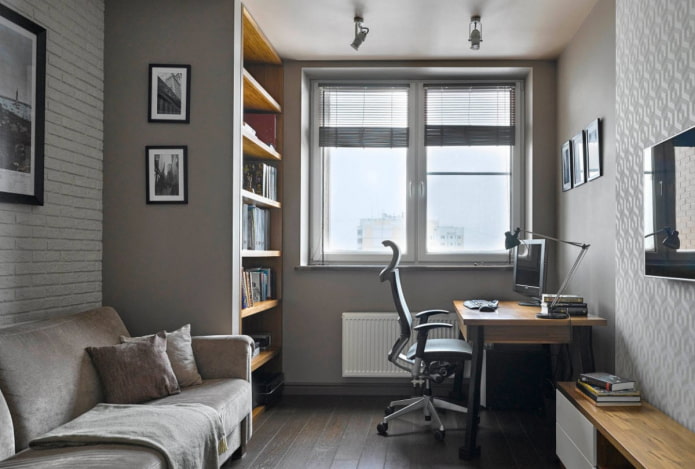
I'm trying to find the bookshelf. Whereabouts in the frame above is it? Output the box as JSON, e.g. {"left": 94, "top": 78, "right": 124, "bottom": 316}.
{"left": 238, "top": 4, "right": 284, "bottom": 416}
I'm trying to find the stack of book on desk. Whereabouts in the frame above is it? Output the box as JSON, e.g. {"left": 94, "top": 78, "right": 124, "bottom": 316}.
{"left": 541, "top": 294, "right": 588, "bottom": 316}
{"left": 576, "top": 372, "right": 641, "bottom": 406}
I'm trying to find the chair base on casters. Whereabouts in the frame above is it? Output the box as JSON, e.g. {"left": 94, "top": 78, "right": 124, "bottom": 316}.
{"left": 376, "top": 395, "right": 467, "bottom": 441}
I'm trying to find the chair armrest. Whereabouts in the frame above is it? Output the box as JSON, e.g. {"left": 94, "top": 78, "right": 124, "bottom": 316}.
{"left": 413, "top": 322, "right": 453, "bottom": 357}
{"left": 415, "top": 309, "right": 450, "bottom": 323}
{"left": 191, "top": 335, "right": 254, "bottom": 381}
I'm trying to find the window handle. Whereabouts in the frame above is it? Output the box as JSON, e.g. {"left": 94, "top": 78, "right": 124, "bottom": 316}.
{"left": 409, "top": 181, "right": 414, "bottom": 199}
{"left": 419, "top": 181, "right": 425, "bottom": 199}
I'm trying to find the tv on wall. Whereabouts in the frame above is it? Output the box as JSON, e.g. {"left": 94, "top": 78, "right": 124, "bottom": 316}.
{"left": 644, "top": 124, "right": 695, "bottom": 280}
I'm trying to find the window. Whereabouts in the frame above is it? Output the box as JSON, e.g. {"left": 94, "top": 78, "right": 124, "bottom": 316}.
{"left": 310, "top": 80, "right": 523, "bottom": 265}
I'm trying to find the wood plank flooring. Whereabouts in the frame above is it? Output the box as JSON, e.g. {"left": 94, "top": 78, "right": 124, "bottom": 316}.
{"left": 224, "top": 395, "right": 561, "bottom": 469}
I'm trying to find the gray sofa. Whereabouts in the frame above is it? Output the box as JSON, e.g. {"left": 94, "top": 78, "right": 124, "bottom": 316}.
{"left": 0, "top": 307, "right": 253, "bottom": 468}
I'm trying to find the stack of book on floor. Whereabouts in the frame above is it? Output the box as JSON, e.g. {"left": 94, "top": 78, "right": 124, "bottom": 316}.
{"left": 541, "top": 294, "right": 588, "bottom": 316}
{"left": 576, "top": 372, "right": 641, "bottom": 406}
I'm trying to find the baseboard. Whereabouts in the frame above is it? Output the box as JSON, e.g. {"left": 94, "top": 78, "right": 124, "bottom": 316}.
{"left": 283, "top": 380, "right": 463, "bottom": 397}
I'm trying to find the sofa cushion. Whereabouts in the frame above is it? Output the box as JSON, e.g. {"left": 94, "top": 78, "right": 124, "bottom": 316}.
{"left": 150, "top": 378, "right": 251, "bottom": 436}
{"left": 121, "top": 324, "right": 202, "bottom": 387}
{"left": 87, "top": 332, "right": 180, "bottom": 404}
{"left": 0, "top": 443, "right": 165, "bottom": 468}
{"left": 0, "top": 307, "right": 130, "bottom": 452}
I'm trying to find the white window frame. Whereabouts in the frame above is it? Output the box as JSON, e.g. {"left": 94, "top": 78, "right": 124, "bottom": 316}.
{"left": 309, "top": 78, "right": 524, "bottom": 266}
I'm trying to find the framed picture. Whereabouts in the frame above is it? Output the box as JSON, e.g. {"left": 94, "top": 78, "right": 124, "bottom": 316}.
{"left": 585, "top": 118, "right": 602, "bottom": 181}
{"left": 0, "top": 5, "right": 46, "bottom": 205}
{"left": 148, "top": 64, "right": 190, "bottom": 123}
{"left": 571, "top": 131, "right": 586, "bottom": 188}
{"left": 146, "top": 146, "right": 188, "bottom": 204}
{"left": 561, "top": 140, "right": 573, "bottom": 191}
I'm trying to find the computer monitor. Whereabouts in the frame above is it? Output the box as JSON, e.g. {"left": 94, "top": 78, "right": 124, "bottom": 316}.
{"left": 512, "top": 239, "right": 548, "bottom": 306}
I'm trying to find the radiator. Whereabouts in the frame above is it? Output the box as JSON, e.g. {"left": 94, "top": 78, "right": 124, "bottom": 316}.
{"left": 342, "top": 312, "right": 458, "bottom": 377}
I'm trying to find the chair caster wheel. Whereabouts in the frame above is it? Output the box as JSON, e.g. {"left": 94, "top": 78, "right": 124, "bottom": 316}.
{"left": 384, "top": 406, "right": 395, "bottom": 416}
{"left": 434, "top": 430, "right": 445, "bottom": 441}
{"left": 377, "top": 422, "right": 388, "bottom": 435}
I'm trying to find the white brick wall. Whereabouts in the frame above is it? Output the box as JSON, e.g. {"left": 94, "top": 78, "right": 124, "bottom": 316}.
{"left": 0, "top": 0, "right": 104, "bottom": 325}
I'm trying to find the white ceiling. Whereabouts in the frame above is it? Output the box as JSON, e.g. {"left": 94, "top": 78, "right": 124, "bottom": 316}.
{"left": 243, "top": 0, "right": 600, "bottom": 61}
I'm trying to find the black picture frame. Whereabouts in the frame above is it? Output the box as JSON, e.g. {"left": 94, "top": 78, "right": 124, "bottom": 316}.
{"left": 561, "top": 140, "right": 573, "bottom": 192}
{"left": 146, "top": 146, "right": 188, "bottom": 204}
{"left": 0, "top": 5, "right": 46, "bottom": 205}
{"left": 148, "top": 64, "right": 190, "bottom": 123}
{"left": 572, "top": 131, "right": 586, "bottom": 188}
{"left": 585, "top": 118, "right": 602, "bottom": 181}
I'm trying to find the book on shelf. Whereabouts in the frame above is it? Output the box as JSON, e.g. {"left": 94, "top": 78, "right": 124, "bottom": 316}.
{"left": 579, "top": 371, "right": 636, "bottom": 391}
{"left": 242, "top": 204, "right": 270, "bottom": 251}
{"left": 243, "top": 161, "right": 278, "bottom": 201}
{"left": 542, "top": 293, "right": 584, "bottom": 303}
{"left": 244, "top": 113, "right": 277, "bottom": 148}
{"left": 241, "top": 267, "right": 274, "bottom": 309}
{"left": 576, "top": 381, "right": 641, "bottom": 406}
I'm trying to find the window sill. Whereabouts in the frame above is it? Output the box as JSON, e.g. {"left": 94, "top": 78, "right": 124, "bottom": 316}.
{"left": 295, "top": 263, "right": 511, "bottom": 272}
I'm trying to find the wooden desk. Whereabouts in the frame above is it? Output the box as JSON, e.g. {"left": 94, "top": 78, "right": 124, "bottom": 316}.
{"left": 453, "top": 300, "right": 607, "bottom": 460}
{"left": 557, "top": 382, "right": 695, "bottom": 468}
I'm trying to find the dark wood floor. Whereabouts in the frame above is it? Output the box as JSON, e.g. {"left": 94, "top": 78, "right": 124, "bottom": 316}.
{"left": 224, "top": 394, "right": 561, "bottom": 469}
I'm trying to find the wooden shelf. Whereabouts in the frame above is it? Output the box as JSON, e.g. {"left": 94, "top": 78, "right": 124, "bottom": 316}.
{"left": 251, "top": 347, "right": 280, "bottom": 371}
{"left": 242, "top": 299, "right": 280, "bottom": 318}
{"left": 242, "top": 249, "right": 281, "bottom": 258}
{"left": 243, "top": 69, "right": 281, "bottom": 112}
{"left": 242, "top": 8, "right": 281, "bottom": 64}
{"left": 243, "top": 129, "right": 281, "bottom": 160}
{"left": 252, "top": 405, "right": 267, "bottom": 421}
{"left": 242, "top": 189, "right": 280, "bottom": 209}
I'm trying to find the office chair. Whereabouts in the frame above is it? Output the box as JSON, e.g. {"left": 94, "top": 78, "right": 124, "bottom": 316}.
{"left": 376, "top": 240, "right": 472, "bottom": 441}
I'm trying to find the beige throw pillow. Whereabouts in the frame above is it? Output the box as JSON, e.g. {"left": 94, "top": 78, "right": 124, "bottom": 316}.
{"left": 86, "top": 331, "right": 180, "bottom": 404}
{"left": 121, "top": 324, "right": 202, "bottom": 387}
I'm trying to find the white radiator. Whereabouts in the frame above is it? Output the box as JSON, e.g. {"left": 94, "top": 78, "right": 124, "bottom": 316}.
{"left": 342, "top": 312, "right": 458, "bottom": 377}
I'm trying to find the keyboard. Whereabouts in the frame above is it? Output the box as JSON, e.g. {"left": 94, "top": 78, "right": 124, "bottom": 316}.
{"left": 463, "top": 299, "right": 499, "bottom": 310}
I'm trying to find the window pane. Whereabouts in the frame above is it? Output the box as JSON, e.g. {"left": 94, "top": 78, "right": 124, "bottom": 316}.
{"left": 324, "top": 147, "right": 407, "bottom": 252}
{"left": 426, "top": 146, "right": 511, "bottom": 253}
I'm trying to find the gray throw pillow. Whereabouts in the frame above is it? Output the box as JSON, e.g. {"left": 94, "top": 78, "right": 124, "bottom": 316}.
{"left": 86, "top": 331, "right": 180, "bottom": 404}
{"left": 121, "top": 324, "right": 202, "bottom": 387}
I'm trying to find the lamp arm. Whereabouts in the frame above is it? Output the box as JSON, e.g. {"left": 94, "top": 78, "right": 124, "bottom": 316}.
{"left": 549, "top": 245, "right": 590, "bottom": 310}
{"left": 517, "top": 229, "right": 587, "bottom": 249}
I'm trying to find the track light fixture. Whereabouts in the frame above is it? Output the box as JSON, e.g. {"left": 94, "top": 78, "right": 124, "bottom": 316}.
{"left": 469, "top": 15, "right": 482, "bottom": 50}
{"left": 350, "top": 16, "right": 369, "bottom": 51}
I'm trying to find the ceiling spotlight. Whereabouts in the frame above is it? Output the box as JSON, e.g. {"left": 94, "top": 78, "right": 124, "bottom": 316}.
{"left": 469, "top": 15, "right": 482, "bottom": 50}
{"left": 350, "top": 16, "right": 369, "bottom": 51}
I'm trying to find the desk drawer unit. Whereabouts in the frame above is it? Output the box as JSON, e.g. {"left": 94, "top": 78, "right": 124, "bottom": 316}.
{"left": 556, "top": 389, "right": 597, "bottom": 469}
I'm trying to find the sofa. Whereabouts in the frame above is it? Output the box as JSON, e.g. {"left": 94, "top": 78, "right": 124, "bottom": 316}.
{"left": 0, "top": 306, "right": 253, "bottom": 468}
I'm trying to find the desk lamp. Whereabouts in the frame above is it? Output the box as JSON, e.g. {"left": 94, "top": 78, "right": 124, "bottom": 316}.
{"left": 505, "top": 228, "right": 590, "bottom": 319}
{"left": 644, "top": 226, "right": 680, "bottom": 249}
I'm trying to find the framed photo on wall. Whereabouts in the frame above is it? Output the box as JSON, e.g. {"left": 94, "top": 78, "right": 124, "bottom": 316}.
{"left": 0, "top": 4, "right": 46, "bottom": 205}
{"left": 585, "top": 118, "right": 602, "bottom": 181}
{"left": 148, "top": 64, "right": 190, "bottom": 123}
{"left": 572, "top": 131, "right": 586, "bottom": 187}
{"left": 561, "top": 140, "right": 573, "bottom": 191}
{"left": 146, "top": 146, "right": 188, "bottom": 204}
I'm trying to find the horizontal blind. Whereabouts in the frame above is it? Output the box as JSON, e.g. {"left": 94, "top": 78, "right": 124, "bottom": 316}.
{"left": 319, "top": 85, "right": 409, "bottom": 148}
{"left": 425, "top": 84, "right": 515, "bottom": 146}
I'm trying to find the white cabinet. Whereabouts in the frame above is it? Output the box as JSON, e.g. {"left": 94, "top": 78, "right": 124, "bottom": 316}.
{"left": 556, "top": 389, "right": 597, "bottom": 469}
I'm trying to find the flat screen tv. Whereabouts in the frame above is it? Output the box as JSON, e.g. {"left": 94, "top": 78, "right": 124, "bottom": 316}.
{"left": 512, "top": 239, "right": 547, "bottom": 305}
{"left": 644, "top": 124, "right": 695, "bottom": 280}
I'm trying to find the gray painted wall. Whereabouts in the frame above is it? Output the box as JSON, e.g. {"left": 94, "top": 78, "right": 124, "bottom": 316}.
{"left": 556, "top": 0, "right": 616, "bottom": 374}
{"left": 281, "top": 60, "right": 557, "bottom": 387}
{"left": 103, "top": 0, "right": 238, "bottom": 336}
{"left": 616, "top": 0, "right": 695, "bottom": 431}
{"left": 0, "top": 0, "right": 104, "bottom": 325}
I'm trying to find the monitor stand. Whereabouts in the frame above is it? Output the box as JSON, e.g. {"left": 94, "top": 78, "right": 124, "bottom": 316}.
{"left": 518, "top": 299, "right": 541, "bottom": 307}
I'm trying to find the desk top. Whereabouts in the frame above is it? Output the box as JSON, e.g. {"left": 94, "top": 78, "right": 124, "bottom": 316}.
{"left": 453, "top": 300, "right": 607, "bottom": 327}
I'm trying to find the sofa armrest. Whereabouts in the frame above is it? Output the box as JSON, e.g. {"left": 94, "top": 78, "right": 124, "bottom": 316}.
{"left": 191, "top": 335, "right": 254, "bottom": 381}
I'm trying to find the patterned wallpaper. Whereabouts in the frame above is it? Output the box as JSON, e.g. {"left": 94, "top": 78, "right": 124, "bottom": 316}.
{"left": 616, "top": 0, "right": 695, "bottom": 431}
